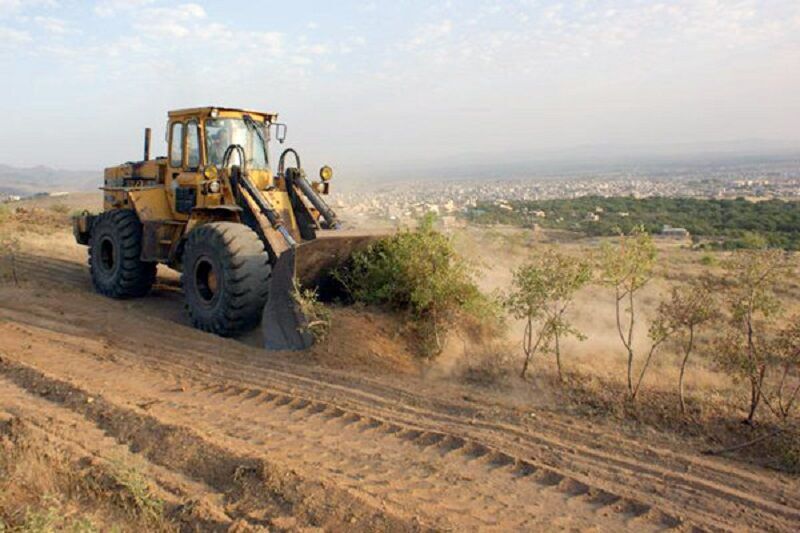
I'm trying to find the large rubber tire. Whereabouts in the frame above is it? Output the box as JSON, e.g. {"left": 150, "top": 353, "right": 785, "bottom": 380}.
{"left": 89, "top": 210, "right": 156, "bottom": 298}
{"left": 182, "top": 222, "right": 271, "bottom": 336}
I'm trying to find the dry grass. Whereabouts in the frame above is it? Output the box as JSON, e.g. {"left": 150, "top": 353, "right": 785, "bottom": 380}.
{"left": 456, "top": 342, "right": 516, "bottom": 387}
{"left": 2, "top": 202, "right": 798, "bottom": 474}
{"left": 551, "top": 368, "right": 800, "bottom": 472}
{"left": 0, "top": 416, "right": 175, "bottom": 532}
{"left": 453, "top": 226, "right": 800, "bottom": 472}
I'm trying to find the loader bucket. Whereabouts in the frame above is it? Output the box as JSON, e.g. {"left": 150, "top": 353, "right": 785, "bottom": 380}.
{"left": 262, "top": 228, "right": 391, "bottom": 351}
{"left": 295, "top": 229, "right": 390, "bottom": 288}
{"left": 262, "top": 247, "right": 314, "bottom": 351}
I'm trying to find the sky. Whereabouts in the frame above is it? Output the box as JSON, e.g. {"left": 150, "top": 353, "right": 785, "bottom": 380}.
{"left": 0, "top": 0, "right": 799, "bottom": 176}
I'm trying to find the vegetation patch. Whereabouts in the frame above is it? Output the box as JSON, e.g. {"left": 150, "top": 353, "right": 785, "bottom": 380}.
{"left": 468, "top": 196, "right": 800, "bottom": 250}
{"left": 457, "top": 342, "right": 515, "bottom": 387}
{"left": 293, "top": 281, "right": 332, "bottom": 344}
{"left": 550, "top": 368, "right": 800, "bottom": 473}
{"left": 336, "top": 216, "right": 504, "bottom": 356}
{"left": 505, "top": 248, "right": 591, "bottom": 380}
{"left": 0, "top": 417, "right": 174, "bottom": 532}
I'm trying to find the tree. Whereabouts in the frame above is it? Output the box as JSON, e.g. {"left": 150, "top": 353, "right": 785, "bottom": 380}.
{"left": 0, "top": 229, "right": 20, "bottom": 287}
{"left": 714, "top": 249, "right": 788, "bottom": 424}
{"left": 505, "top": 250, "right": 591, "bottom": 380}
{"left": 656, "top": 283, "right": 717, "bottom": 413}
{"left": 761, "top": 318, "right": 800, "bottom": 423}
{"left": 599, "top": 227, "right": 658, "bottom": 399}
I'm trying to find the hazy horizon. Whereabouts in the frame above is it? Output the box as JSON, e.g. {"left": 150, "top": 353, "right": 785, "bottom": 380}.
{"left": 1, "top": 1, "right": 799, "bottom": 177}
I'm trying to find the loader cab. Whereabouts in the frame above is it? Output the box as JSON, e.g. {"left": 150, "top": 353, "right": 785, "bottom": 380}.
{"left": 204, "top": 117, "right": 269, "bottom": 169}
{"left": 165, "top": 107, "right": 278, "bottom": 218}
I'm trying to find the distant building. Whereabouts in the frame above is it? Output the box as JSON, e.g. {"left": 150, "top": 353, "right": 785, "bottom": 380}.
{"left": 585, "top": 212, "right": 600, "bottom": 222}
{"left": 661, "top": 224, "right": 689, "bottom": 238}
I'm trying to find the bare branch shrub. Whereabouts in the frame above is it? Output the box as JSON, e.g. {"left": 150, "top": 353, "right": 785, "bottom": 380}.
{"left": 655, "top": 282, "right": 718, "bottom": 413}
{"left": 293, "top": 279, "right": 331, "bottom": 343}
{"left": 599, "top": 226, "right": 659, "bottom": 399}
{"left": 713, "top": 249, "right": 789, "bottom": 424}
{"left": 0, "top": 229, "right": 20, "bottom": 286}
{"left": 760, "top": 318, "right": 800, "bottom": 423}
{"left": 505, "top": 249, "right": 591, "bottom": 380}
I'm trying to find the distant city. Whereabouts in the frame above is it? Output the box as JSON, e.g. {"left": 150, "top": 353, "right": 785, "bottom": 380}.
{"left": 3, "top": 158, "right": 799, "bottom": 229}
{"left": 333, "top": 159, "right": 800, "bottom": 225}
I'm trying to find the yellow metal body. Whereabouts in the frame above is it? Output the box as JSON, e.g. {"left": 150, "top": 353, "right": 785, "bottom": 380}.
{"left": 74, "top": 106, "right": 389, "bottom": 351}
{"left": 99, "top": 106, "right": 313, "bottom": 268}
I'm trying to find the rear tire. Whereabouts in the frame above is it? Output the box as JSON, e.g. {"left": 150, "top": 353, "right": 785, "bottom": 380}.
{"left": 182, "top": 222, "right": 271, "bottom": 336}
{"left": 89, "top": 210, "right": 156, "bottom": 298}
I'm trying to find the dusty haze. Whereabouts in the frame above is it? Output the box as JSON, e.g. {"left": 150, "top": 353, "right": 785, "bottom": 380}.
{"left": 0, "top": 1, "right": 798, "bottom": 177}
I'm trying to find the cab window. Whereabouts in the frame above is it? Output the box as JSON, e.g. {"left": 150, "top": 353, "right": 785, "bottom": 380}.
{"left": 186, "top": 121, "right": 200, "bottom": 169}
{"left": 170, "top": 122, "right": 184, "bottom": 168}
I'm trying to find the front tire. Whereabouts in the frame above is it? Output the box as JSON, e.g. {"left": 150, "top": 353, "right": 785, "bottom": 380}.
{"left": 89, "top": 210, "right": 156, "bottom": 298}
{"left": 182, "top": 222, "right": 271, "bottom": 336}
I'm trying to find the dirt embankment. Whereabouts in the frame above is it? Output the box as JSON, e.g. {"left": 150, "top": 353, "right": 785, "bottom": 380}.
{"left": 0, "top": 210, "right": 798, "bottom": 531}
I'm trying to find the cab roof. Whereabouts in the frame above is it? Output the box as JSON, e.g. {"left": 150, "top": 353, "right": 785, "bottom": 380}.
{"left": 168, "top": 106, "right": 278, "bottom": 121}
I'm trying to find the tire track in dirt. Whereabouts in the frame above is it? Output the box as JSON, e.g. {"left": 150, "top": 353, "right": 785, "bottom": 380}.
{"left": 8, "top": 304, "right": 787, "bottom": 532}
{"left": 4, "top": 254, "right": 799, "bottom": 531}
{"left": 0, "top": 354, "right": 676, "bottom": 532}
{"left": 0, "top": 359, "right": 415, "bottom": 532}
{"left": 0, "top": 377, "right": 238, "bottom": 531}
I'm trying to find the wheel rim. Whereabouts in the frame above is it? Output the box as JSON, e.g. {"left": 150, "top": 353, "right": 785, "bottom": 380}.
{"left": 99, "top": 236, "right": 115, "bottom": 273}
{"left": 194, "top": 257, "right": 219, "bottom": 303}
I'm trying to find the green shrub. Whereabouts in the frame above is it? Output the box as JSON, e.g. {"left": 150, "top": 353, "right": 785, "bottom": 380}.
{"left": 777, "top": 430, "right": 800, "bottom": 473}
{"left": 699, "top": 254, "right": 716, "bottom": 266}
{"left": 293, "top": 280, "right": 331, "bottom": 343}
{"left": 336, "top": 216, "right": 503, "bottom": 356}
{"left": 110, "top": 462, "right": 163, "bottom": 524}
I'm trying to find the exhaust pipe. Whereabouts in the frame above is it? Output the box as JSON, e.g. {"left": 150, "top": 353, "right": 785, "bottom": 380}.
{"left": 143, "top": 127, "right": 151, "bottom": 161}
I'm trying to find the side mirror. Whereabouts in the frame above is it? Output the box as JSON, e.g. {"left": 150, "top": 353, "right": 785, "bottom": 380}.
{"left": 273, "top": 123, "right": 288, "bottom": 144}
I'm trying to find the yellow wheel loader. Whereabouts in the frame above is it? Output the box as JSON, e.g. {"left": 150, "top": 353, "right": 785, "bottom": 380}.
{"left": 73, "top": 107, "right": 381, "bottom": 350}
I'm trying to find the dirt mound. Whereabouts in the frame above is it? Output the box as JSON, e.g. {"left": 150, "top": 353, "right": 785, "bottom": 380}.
{"left": 3, "top": 206, "right": 70, "bottom": 228}
{"left": 307, "top": 307, "right": 422, "bottom": 376}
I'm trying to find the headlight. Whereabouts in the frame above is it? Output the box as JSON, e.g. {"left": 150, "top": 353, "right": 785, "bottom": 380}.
{"left": 320, "top": 165, "right": 333, "bottom": 181}
{"left": 203, "top": 165, "right": 219, "bottom": 180}
{"left": 208, "top": 180, "right": 221, "bottom": 194}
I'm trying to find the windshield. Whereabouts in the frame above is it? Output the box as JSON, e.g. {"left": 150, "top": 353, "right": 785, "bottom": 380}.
{"left": 205, "top": 118, "right": 269, "bottom": 169}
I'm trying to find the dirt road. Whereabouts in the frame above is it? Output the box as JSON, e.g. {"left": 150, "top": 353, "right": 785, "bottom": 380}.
{"left": 1, "top": 243, "right": 798, "bottom": 531}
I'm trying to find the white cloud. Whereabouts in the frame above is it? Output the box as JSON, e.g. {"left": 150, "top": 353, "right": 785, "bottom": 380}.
{"left": 339, "top": 35, "right": 365, "bottom": 54}
{"left": 35, "top": 16, "right": 75, "bottom": 35}
{"left": 405, "top": 19, "right": 452, "bottom": 49}
{"left": 0, "top": 25, "right": 30, "bottom": 45}
{"left": 0, "top": 0, "right": 58, "bottom": 17}
{"left": 133, "top": 2, "right": 207, "bottom": 39}
{"left": 300, "top": 43, "right": 329, "bottom": 55}
{"left": 0, "top": 0, "right": 20, "bottom": 13}
{"left": 94, "top": 0, "right": 153, "bottom": 18}
{"left": 252, "top": 31, "right": 285, "bottom": 57}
